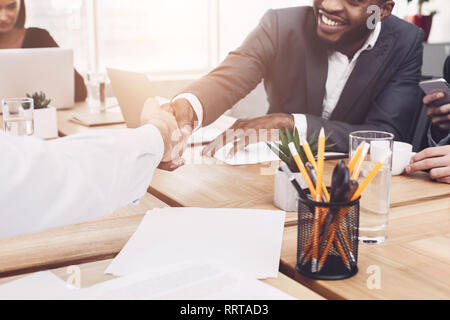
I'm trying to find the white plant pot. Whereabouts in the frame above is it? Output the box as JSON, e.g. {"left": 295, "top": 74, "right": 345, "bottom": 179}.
{"left": 33, "top": 106, "right": 58, "bottom": 139}
{"left": 274, "top": 168, "right": 308, "bottom": 212}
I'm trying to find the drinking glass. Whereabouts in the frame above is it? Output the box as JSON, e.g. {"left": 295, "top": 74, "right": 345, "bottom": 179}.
{"left": 86, "top": 72, "right": 107, "bottom": 113}
{"left": 349, "top": 131, "right": 394, "bottom": 244}
{"left": 2, "top": 98, "right": 34, "bottom": 136}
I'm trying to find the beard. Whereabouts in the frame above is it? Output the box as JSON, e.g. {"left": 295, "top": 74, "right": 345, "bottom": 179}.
{"left": 317, "top": 23, "right": 372, "bottom": 52}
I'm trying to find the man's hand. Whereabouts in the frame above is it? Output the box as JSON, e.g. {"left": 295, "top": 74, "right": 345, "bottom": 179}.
{"left": 141, "top": 98, "right": 186, "bottom": 171}
{"left": 406, "top": 145, "right": 450, "bottom": 184}
{"left": 202, "top": 113, "right": 294, "bottom": 158}
{"left": 424, "top": 92, "right": 450, "bottom": 131}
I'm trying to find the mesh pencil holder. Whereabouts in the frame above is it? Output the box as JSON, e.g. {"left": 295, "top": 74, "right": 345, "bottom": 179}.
{"left": 296, "top": 192, "right": 360, "bottom": 280}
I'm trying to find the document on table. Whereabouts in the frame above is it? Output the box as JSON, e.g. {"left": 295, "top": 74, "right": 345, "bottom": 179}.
{"left": 86, "top": 261, "right": 295, "bottom": 300}
{"left": 214, "top": 142, "right": 280, "bottom": 165}
{"left": 188, "top": 114, "right": 237, "bottom": 145}
{"left": 105, "top": 208, "right": 286, "bottom": 279}
{"left": 0, "top": 263, "right": 294, "bottom": 300}
{"left": 0, "top": 271, "right": 82, "bottom": 300}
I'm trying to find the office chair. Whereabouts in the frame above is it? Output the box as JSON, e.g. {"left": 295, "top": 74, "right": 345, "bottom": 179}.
{"left": 444, "top": 55, "right": 450, "bottom": 82}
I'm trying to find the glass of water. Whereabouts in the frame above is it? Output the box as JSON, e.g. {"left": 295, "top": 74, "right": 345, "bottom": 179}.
{"left": 2, "top": 98, "right": 34, "bottom": 136}
{"left": 349, "top": 131, "right": 394, "bottom": 244}
{"left": 86, "top": 72, "right": 107, "bottom": 113}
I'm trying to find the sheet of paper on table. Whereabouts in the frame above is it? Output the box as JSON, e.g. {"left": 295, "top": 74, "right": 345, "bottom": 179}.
{"left": 86, "top": 261, "right": 295, "bottom": 300}
{"left": 0, "top": 271, "right": 82, "bottom": 300}
{"left": 188, "top": 114, "right": 237, "bottom": 145}
{"left": 0, "top": 262, "right": 294, "bottom": 300}
{"left": 214, "top": 141, "right": 280, "bottom": 165}
{"left": 105, "top": 208, "right": 286, "bottom": 279}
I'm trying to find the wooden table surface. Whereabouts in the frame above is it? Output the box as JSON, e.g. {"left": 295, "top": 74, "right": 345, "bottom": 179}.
{"left": 279, "top": 198, "right": 450, "bottom": 300}
{"left": 2, "top": 103, "right": 449, "bottom": 300}
{"left": 0, "top": 194, "right": 167, "bottom": 278}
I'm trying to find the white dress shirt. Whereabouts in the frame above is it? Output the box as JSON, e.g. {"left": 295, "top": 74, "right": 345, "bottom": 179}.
{"left": 176, "top": 23, "right": 382, "bottom": 138}
{"left": 0, "top": 125, "right": 163, "bottom": 239}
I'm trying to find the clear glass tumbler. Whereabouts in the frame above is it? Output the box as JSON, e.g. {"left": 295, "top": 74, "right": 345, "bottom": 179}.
{"left": 2, "top": 98, "right": 34, "bottom": 136}
{"left": 86, "top": 72, "right": 107, "bottom": 113}
{"left": 349, "top": 131, "right": 394, "bottom": 244}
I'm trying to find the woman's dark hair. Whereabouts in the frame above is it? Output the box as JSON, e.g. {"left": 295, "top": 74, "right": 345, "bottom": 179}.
{"left": 14, "top": 0, "right": 26, "bottom": 28}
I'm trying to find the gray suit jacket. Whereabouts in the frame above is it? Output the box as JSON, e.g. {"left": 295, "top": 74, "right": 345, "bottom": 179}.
{"left": 182, "top": 6, "right": 424, "bottom": 152}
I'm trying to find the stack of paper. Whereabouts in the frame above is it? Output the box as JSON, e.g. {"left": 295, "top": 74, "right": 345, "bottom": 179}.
{"left": 106, "top": 208, "right": 286, "bottom": 279}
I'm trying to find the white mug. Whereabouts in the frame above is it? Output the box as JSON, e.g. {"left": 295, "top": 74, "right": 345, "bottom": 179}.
{"left": 392, "top": 142, "right": 413, "bottom": 175}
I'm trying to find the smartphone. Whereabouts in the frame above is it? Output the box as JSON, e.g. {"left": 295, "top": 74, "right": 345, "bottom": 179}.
{"left": 419, "top": 78, "right": 450, "bottom": 107}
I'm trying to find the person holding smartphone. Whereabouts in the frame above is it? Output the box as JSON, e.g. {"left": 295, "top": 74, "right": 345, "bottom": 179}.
{"left": 406, "top": 57, "right": 450, "bottom": 184}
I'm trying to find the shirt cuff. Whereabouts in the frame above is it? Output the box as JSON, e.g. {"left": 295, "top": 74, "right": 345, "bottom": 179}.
{"left": 173, "top": 93, "right": 203, "bottom": 132}
{"left": 292, "top": 114, "right": 308, "bottom": 139}
{"left": 136, "top": 124, "right": 164, "bottom": 162}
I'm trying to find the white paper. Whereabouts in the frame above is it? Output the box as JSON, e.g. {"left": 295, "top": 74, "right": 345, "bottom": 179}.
{"left": 0, "top": 271, "right": 82, "bottom": 300}
{"left": 188, "top": 115, "right": 237, "bottom": 145}
{"left": 214, "top": 142, "right": 280, "bottom": 165}
{"left": 105, "top": 208, "right": 285, "bottom": 279}
{"left": 87, "top": 261, "right": 294, "bottom": 300}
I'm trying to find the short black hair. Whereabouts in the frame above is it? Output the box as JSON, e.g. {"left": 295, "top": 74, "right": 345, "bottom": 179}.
{"left": 15, "top": 0, "right": 26, "bottom": 28}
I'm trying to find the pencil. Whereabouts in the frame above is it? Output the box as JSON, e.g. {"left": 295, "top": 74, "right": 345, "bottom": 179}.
{"left": 301, "top": 136, "right": 330, "bottom": 202}
{"left": 311, "top": 128, "right": 325, "bottom": 272}
{"left": 348, "top": 142, "right": 365, "bottom": 174}
{"left": 317, "top": 161, "right": 383, "bottom": 272}
{"left": 350, "top": 143, "right": 370, "bottom": 180}
{"left": 288, "top": 142, "right": 317, "bottom": 198}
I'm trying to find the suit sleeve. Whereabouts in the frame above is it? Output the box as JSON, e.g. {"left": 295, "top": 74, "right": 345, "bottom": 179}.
{"left": 305, "top": 30, "right": 425, "bottom": 152}
{"left": 181, "top": 10, "right": 278, "bottom": 126}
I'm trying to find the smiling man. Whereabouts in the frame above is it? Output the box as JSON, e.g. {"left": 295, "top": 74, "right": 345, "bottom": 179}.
{"left": 158, "top": 0, "right": 424, "bottom": 159}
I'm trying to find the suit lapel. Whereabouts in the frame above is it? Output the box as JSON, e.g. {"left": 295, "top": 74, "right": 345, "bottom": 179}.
{"left": 329, "top": 24, "right": 396, "bottom": 121}
{"left": 305, "top": 30, "right": 329, "bottom": 116}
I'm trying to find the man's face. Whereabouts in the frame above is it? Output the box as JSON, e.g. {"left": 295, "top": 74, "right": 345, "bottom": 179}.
{"left": 313, "top": 0, "right": 385, "bottom": 47}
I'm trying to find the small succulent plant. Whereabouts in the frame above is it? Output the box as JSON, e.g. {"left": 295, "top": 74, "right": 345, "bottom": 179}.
{"left": 27, "top": 91, "right": 51, "bottom": 110}
{"left": 267, "top": 127, "right": 333, "bottom": 173}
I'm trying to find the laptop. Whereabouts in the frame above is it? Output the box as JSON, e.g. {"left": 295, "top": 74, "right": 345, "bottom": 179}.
{"left": 0, "top": 48, "right": 74, "bottom": 109}
{"left": 107, "top": 68, "right": 156, "bottom": 128}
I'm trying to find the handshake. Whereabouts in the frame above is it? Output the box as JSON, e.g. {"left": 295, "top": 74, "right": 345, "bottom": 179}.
{"left": 140, "top": 97, "right": 197, "bottom": 171}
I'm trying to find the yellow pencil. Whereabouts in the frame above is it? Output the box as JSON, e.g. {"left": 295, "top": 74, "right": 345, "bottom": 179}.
{"left": 350, "top": 143, "right": 370, "bottom": 181}
{"left": 288, "top": 142, "right": 317, "bottom": 197}
{"left": 315, "top": 128, "right": 325, "bottom": 202}
{"left": 351, "top": 161, "right": 383, "bottom": 200}
{"left": 311, "top": 128, "right": 325, "bottom": 272}
{"left": 348, "top": 142, "right": 365, "bottom": 173}
{"left": 300, "top": 136, "right": 330, "bottom": 202}
{"left": 317, "top": 160, "right": 383, "bottom": 271}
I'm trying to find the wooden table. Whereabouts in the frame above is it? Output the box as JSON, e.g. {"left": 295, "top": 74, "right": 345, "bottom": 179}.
{"left": 0, "top": 194, "right": 167, "bottom": 278}
{"left": 3, "top": 103, "right": 449, "bottom": 300}
{"left": 279, "top": 198, "right": 450, "bottom": 300}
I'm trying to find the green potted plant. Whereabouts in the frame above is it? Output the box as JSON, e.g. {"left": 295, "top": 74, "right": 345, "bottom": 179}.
{"left": 267, "top": 128, "right": 331, "bottom": 211}
{"left": 27, "top": 91, "right": 58, "bottom": 139}
{"left": 405, "top": 0, "right": 438, "bottom": 42}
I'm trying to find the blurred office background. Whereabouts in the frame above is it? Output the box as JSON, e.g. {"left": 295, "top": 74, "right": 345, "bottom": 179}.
{"left": 25, "top": 0, "right": 450, "bottom": 117}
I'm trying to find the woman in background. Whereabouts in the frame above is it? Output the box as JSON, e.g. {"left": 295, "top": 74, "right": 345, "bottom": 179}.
{"left": 0, "top": 0, "right": 87, "bottom": 101}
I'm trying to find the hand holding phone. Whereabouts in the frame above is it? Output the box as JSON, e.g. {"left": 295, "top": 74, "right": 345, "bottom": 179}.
{"left": 419, "top": 78, "right": 450, "bottom": 132}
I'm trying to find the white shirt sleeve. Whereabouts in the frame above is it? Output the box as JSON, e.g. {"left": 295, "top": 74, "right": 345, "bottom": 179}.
{"left": 172, "top": 93, "right": 204, "bottom": 131}
{"left": 0, "top": 125, "right": 163, "bottom": 240}
{"left": 292, "top": 114, "right": 308, "bottom": 138}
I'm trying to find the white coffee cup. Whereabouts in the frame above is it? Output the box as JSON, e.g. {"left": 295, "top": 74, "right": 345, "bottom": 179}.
{"left": 392, "top": 142, "right": 413, "bottom": 175}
